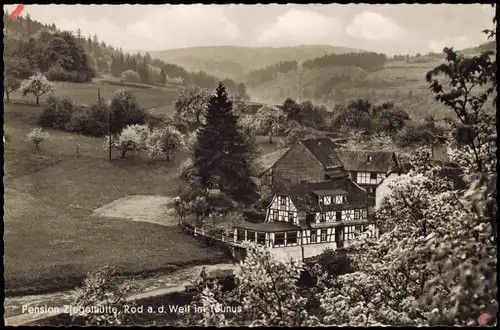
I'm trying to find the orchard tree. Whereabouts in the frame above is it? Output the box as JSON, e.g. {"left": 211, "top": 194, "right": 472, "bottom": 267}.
{"left": 104, "top": 125, "right": 145, "bottom": 158}
{"left": 4, "top": 75, "right": 21, "bottom": 103}
{"left": 174, "top": 85, "right": 210, "bottom": 128}
{"left": 254, "top": 105, "right": 287, "bottom": 144}
{"left": 230, "top": 91, "right": 250, "bottom": 116}
{"left": 146, "top": 125, "right": 185, "bottom": 160}
{"left": 27, "top": 127, "right": 49, "bottom": 151}
{"left": 20, "top": 72, "right": 55, "bottom": 105}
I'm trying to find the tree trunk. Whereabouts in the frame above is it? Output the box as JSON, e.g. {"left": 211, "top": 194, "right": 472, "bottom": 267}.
{"left": 166, "top": 154, "right": 170, "bottom": 161}
{"left": 35, "top": 142, "right": 40, "bottom": 151}
{"left": 268, "top": 133, "right": 273, "bottom": 144}
{"left": 5, "top": 91, "right": 10, "bottom": 103}
{"left": 121, "top": 150, "right": 126, "bottom": 158}
{"left": 36, "top": 95, "right": 40, "bottom": 105}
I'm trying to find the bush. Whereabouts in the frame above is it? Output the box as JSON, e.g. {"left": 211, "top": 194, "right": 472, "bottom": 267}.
{"left": 46, "top": 65, "right": 93, "bottom": 83}
{"left": 316, "top": 248, "right": 354, "bottom": 278}
{"left": 120, "top": 70, "right": 141, "bottom": 83}
{"left": 67, "top": 100, "right": 110, "bottom": 137}
{"left": 38, "top": 96, "right": 76, "bottom": 129}
{"left": 242, "top": 207, "right": 266, "bottom": 223}
{"left": 109, "top": 89, "right": 148, "bottom": 134}
{"left": 206, "top": 192, "right": 236, "bottom": 216}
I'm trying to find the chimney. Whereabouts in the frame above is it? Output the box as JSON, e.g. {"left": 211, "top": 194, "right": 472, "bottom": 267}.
{"left": 367, "top": 155, "right": 372, "bottom": 162}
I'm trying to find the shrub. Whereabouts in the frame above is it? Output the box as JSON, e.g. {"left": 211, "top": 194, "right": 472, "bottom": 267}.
{"left": 316, "top": 248, "right": 354, "bottom": 278}
{"left": 109, "top": 89, "right": 148, "bottom": 134}
{"left": 206, "top": 192, "right": 236, "bottom": 216}
{"left": 46, "top": 64, "right": 69, "bottom": 81}
{"left": 72, "top": 266, "right": 136, "bottom": 325}
{"left": 67, "top": 100, "right": 110, "bottom": 137}
{"left": 120, "top": 70, "right": 141, "bottom": 83}
{"left": 27, "top": 127, "right": 50, "bottom": 151}
{"left": 38, "top": 96, "right": 75, "bottom": 129}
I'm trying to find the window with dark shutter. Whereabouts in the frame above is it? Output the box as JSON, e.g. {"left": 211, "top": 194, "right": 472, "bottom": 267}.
{"left": 320, "top": 213, "right": 326, "bottom": 222}
{"left": 288, "top": 212, "right": 294, "bottom": 223}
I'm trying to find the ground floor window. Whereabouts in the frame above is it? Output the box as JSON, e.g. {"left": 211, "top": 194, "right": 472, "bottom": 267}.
{"left": 236, "top": 229, "right": 245, "bottom": 242}
{"left": 274, "top": 233, "right": 285, "bottom": 246}
{"left": 320, "top": 229, "right": 327, "bottom": 242}
{"left": 257, "top": 233, "right": 266, "bottom": 246}
{"left": 310, "top": 231, "right": 317, "bottom": 243}
{"left": 344, "top": 226, "right": 356, "bottom": 241}
{"left": 246, "top": 231, "right": 256, "bottom": 242}
{"left": 286, "top": 232, "right": 298, "bottom": 245}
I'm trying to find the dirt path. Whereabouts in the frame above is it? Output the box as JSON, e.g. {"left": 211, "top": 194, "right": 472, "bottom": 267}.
{"left": 4, "top": 262, "right": 237, "bottom": 326}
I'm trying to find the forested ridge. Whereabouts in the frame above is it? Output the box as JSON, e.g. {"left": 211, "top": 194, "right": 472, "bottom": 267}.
{"left": 3, "top": 11, "right": 243, "bottom": 91}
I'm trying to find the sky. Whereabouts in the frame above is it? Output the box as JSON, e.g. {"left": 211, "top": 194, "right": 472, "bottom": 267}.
{"left": 3, "top": 4, "right": 496, "bottom": 55}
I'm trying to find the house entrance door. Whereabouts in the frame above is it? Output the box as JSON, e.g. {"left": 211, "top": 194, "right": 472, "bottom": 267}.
{"left": 335, "top": 228, "right": 344, "bottom": 248}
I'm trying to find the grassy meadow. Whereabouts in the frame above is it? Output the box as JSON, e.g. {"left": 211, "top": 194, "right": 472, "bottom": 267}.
{"left": 3, "top": 82, "right": 210, "bottom": 296}
{"left": 3, "top": 79, "right": 289, "bottom": 296}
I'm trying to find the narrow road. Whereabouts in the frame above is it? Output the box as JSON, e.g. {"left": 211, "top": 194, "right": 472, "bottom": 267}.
{"left": 4, "top": 262, "right": 237, "bottom": 326}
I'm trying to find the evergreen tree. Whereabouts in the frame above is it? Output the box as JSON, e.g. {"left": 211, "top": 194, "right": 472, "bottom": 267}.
{"left": 192, "top": 83, "right": 258, "bottom": 204}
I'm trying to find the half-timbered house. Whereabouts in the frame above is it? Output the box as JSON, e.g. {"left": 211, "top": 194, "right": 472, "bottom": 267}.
{"left": 335, "top": 150, "right": 399, "bottom": 197}
{"left": 233, "top": 175, "right": 378, "bottom": 261}
{"left": 258, "top": 138, "right": 400, "bottom": 198}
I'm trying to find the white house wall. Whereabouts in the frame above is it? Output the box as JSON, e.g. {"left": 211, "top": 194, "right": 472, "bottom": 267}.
{"left": 356, "top": 171, "right": 385, "bottom": 185}
{"left": 267, "top": 195, "right": 298, "bottom": 224}
{"left": 375, "top": 172, "right": 403, "bottom": 209}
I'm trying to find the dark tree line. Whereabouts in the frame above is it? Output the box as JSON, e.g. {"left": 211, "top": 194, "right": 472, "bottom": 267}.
{"left": 3, "top": 12, "right": 244, "bottom": 91}
{"left": 245, "top": 60, "right": 298, "bottom": 86}
{"left": 302, "top": 52, "right": 387, "bottom": 71}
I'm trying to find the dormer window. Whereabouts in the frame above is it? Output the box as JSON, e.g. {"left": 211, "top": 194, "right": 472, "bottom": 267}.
{"left": 322, "top": 196, "right": 332, "bottom": 205}
{"left": 334, "top": 195, "right": 347, "bottom": 204}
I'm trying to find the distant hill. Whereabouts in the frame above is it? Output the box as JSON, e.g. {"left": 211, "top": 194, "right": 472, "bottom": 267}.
{"left": 3, "top": 13, "right": 243, "bottom": 92}
{"left": 146, "top": 45, "right": 366, "bottom": 80}
{"left": 460, "top": 40, "right": 496, "bottom": 55}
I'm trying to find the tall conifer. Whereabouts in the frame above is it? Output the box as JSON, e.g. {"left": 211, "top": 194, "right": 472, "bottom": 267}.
{"left": 192, "top": 83, "right": 258, "bottom": 204}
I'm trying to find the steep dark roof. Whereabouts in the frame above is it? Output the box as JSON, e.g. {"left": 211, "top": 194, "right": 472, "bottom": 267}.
{"left": 279, "top": 178, "right": 374, "bottom": 213}
{"left": 256, "top": 148, "right": 290, "bottom": 174}
{"left": 336, "top": 150, "right": 396, "bottom": 172}
{"left": 299, "top": 138, "right": 344, "bottom": 169}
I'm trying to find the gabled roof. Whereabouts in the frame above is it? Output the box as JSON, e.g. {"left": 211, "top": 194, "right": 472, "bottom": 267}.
{"left": 278, "top": 177, "right": 374, "bottom": 213}
{"left": 299, "top": 138, "right": 344, "bottom": 169}
{"left": 335, "top": 150, "right": 396, "bottom": 172}
{"left": 256, "top": 148, "right": 290, "bottom": 175}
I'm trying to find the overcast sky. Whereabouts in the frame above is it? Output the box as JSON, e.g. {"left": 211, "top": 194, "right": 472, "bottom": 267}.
{"left": 3, "top": 4, "right": 496, "bottom": 54}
